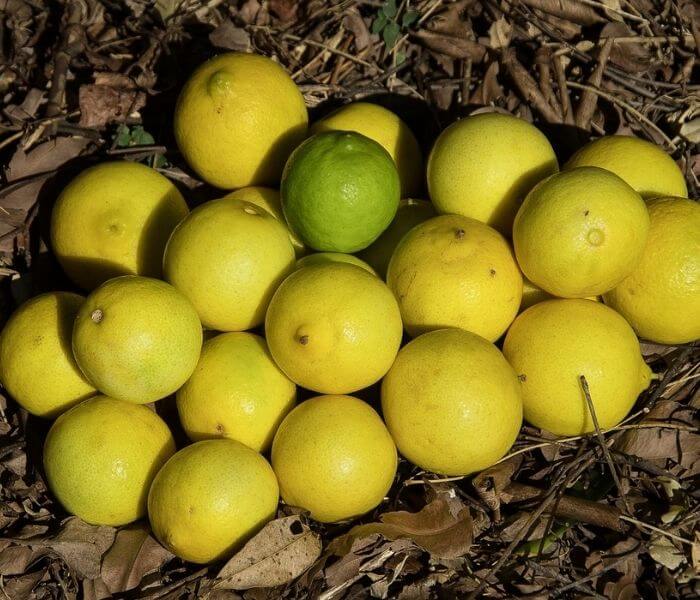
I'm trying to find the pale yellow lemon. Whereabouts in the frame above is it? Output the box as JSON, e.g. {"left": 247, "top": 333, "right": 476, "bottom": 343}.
{"left": 604, "top": 197, "right": 700, "bottom": 344}
{"left": 51, "top": 161, "right": 188, "bottom": 290}
{"left": 44, "top": 396, "right": 175, "bottom": 526}
{"left": 295, "top": 252, "right": 376, "bottom": 275}
{"left": 0, "top": 292, "right": 96, "bottom": 418}
{"left": 177, "top": 332, "right": 296, "bottom": 452}
{"left": 387, "top": 214, "right": 522, "bottom": 341}
{"left": 271, "top": 395, "right": 397, "bottom": 522}
{"left": 503, "top": 299, "right": 652, "bottom": 436}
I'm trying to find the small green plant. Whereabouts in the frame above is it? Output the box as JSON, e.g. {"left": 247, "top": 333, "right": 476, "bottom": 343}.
{"left": 114, "top": 124, "right": 168, "bottom": 168}
{"left": 372, "top": 0, "right": 419, "bottom": 63}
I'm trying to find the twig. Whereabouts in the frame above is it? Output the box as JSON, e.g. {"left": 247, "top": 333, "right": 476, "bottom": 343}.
{"left": 535, "top": 46, "right": 559, "bottom": 117}
{"left": 501, "top": 48, "right": 561, "bottom": 123}
{"left": 575, "top": 38, "right": 613, "bottom": 129}
{"left": 619, "top": 515, "right": 695, "bottom": 546}
{"left": 553, "top": 546, "right": 642, "bottom": 595}
{"left": 553, "top": 54, "right": 575, "bottom": 125}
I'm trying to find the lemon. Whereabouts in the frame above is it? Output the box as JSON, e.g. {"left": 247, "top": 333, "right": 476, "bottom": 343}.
{"left": 513, "top": 167, "right": 649, "bottom": 298}
{"left": 427, "top": 112, "right": 558, "bottom": 234}
{"left": 177, "top": 332, "right": 296, "bottom": 452}
{"left": 604, "top": 197, "right": 700, "bottom": 344}
{"left": 520, "top": 278, "right": 599, "bottom": 312}
{"left": 44, "top": 396, "right": 175, "bottom": 526}
{"left": 382, "top": 328, "right": 522, "bottom": 475}
{"left": 148, "top": 439, "right": 279, "bottom": 563}
{"left": 223, "top": 187, "right": 305, "bottom": 256}
{"left": 174, "top": 53, "right": 308, "bottom": 188}
{"left": 565, "top": 135, "right": 687, "bottom": 199}
{"left": 163, "top": 197, "right": 295, "bottom": 331}
{"left": 295, "top": 252, "right": 376, "bottom": 275}
{"left": 503, "top": 299, "right": 652, "bottom": 436}
{"left": 265, "top": 263, "right": 402, "bottom": 394}
{"left": 72, "top": 276, "right": 202, "bottom": 403}
{"left": 310, "top": 102, "right": 423, "bottom": 196}
{"left": 51, "top": 162, "right": 188, "bottom": 290}
{"left": 0, "top": 292, "right": 96, "bottom": 418}
{"left": 271, "top": 395, "right": 396, "bottom": 522}
{"left": 387, "top": 214, "right": 522, "bottom": 341}
{"left": 281, "top": 131, "right": 400, "bottom": 252}
{"left": 358, "top": 198, "right": 436, "bottom": 278}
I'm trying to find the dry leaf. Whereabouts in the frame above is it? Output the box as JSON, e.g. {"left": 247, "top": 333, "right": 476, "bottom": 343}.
{"left": 78, "top": 82, "right": 146, "bottom": 128}
{"left": 0, "top": 545, "right": 34, "bottom": 576}
{"left": 488, "top": 17, "right": 512, "bottom": 50}
{"left": 679, "top": 118, "right": 700, "bottom": 145}
{"left": 343, "top": 8, "right": 371, "bottom": 52}
{"left": 649, "top": 535, "right": 685, "bottom": 570}
{"left": 601, "top": 22, "right": 653, "bottom": 73}
{"left": 209, "top": 20, "right": 252, "bottom": 52}
{"left": 215, "top": 516, "right": 321, "bottom": 590}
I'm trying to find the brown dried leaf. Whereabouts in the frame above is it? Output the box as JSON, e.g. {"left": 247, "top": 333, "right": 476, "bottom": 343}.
{"left": 601, "top": 22, "right": 653, "bottom": 73}
{"left": 679, "top": 118, "right": 700, "bottom": 145}
{"left": 215, "top": 516, "right": 321, "bottom": 590}
{"left": 648, "top": 535, "right": 685, "bottom": 570}
{"left": 269, "top": 0, "right": 297, "bottom": 23}
{"left": 209, "top": 20, "right": 252, "bottom": 52}
{"left": 100, "top": 523, "right": 173, "bottom": 593}
{"left": 0, "top": 544, "right": 35, "bottom": 576}
{"left": 473, "top": 455, "right": 522, "bottom": 514}
{"left": 343, "top": 8, "right": 371, "bottom": 52}
{"left": 413, "top": 30, "right": 487, "bottom": 62}
{"left": 2, "top": 569, "right": 46, "bottom": 598}
{"left": 522, "top": 0, "right": 606, "bottom": 25}
{"left": 78, "top": 83, "right": 146, "bottom": 128}
{"left": 488, "top": 17, "right": 512, "bottom": 50}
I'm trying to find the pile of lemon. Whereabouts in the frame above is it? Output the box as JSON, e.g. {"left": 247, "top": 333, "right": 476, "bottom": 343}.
{"left": 1, "top": 53, "right": 697, "bottom": 565}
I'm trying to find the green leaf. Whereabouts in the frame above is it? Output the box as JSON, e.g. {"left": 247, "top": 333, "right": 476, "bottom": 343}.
{"left": 395, "top": 50, "right": 406, "bottom": 65}
{"left": 401, "top": 10, "right": 419, "bottom": 28}
{"left": 382, "top": 21, "right": 400, "bottom": 49}
{"left": 130, "top": 126, "right": 155, "bottom": 146}
{"left": 114, "top": 124, "right": 132, "bottom": 147}
{"left": 382, "top": 0, "right": 397, "bottom": 18}
{"left": 372, "top": 12, "right": 388, "bottom": 34}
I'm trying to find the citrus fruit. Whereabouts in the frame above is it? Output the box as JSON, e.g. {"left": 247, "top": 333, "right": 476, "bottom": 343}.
{"left": 72, "top": 276, "right": 202, "bottom": 403}
{"left": 520, "top": 278, "right": 599, "bottom": 312}
{"left": 382, "top": 328, "right": 522, "bottom": 476}
{"left": 148, "top": 439, "right": 279, "bottom": 563}
{"left": 310, "top": 102, "right": 423, "bottom": 196}
{"left": 565, "top": 135, "right": 687, "bottom": 199}
{"left": 0, "top": 292, "right": 96, "bottom": 418}
{"left": 513, "top": 167, "right": 649, "bottom": 298}
{"left": 223, "top": 187, "right": 305, "bottom": 256}
{"left": 177, "top": 332, "right": 296, "bottom": 452}
{"left": 163, "top": 197, "right": 295, "bottom": 331}
{"left": 271, "top": 395, "right": 396, "bottom": 522}
{"left": 51, "top": 162, "right": 188, "bottom": 290}
{"left": 387, "top": 214, "right": 522, "bottom": 341}
{"left": 281, "top": 131, "right": 400, "bottom": 252}
{"left": 295, "top": 252, "right": 376, "bottom": 275}
{"left": 427, "top": 112, "right": 558, "bottom": 234}
{"left": 358, "top": 198, "right": 436, "bottom": 278}
{"left": 174, "top": 53, "right": 308, "bottom": 188}
{"left": 44, "top": 396, "right": 175, "bottom": 526}
{"left": 603, "top": 197, "right": 700, "bottom": 344}
{"left": 503, "top": 299, "right": 652, "bottom": 436}
{"left": 265, "top": 262, "right": 402, "bottom": 394}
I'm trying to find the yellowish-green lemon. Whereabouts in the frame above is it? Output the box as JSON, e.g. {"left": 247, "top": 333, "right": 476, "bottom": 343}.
{"left": 503, "top": 299, "right": 652, "bottom": 436}
{"left": 603, "top": 197, "right": 700, "bottom": 344}
{"left": 513, "top": 167, "right": 649, "bottom": 298}
{"left": 565, "top": 135, "right": 687, "bottom": 199}
{"left": 427, "top": 112, "right": 558, "bottom": 234}
{"left": 295, "top": 252, "right": 376, "bottom": 275}
{"left": 358, "top": 198, "right": 436, "bottom": 278}
{"left": 72, "top": 276, "right": 202, "bottom": 403}
{"left": 0, "top": 292, "right": 96, "bottom": 418}
{"left": 223, "top": 187, "right": 305, "bottom": 256}
{"left": 51, "top": 162, "right": 188, "bottom": 290}
{"left": 271, "top": 395, "right": 396, "bottom": 522}
{"left": 382, "top": 328, "right": 522, "bottom": 476}
{"left": 44, "top": 396, "right": 175, "bottom": 526}
{"left": 265, "top": 263, "right": 402, "bottom": 394}
{"left": 520, "top": 277, "right": 599, "bottom": 312}
{"left": 148, "top": 439, "right": 279, "bottom": 563}
{"left": 387, "top": 214, "right": 522, "bottom": 341}
{"left": 174, "top": 53, "right": 308, "bottom": 188}
{"left": 163, "top": 197, "right": 295, "bottom": 331}
{"left": 310, "top": 102, "right": 423, "bottom": 197}
{"left": 177, "top": 332, "right": 296, "bottom": 452}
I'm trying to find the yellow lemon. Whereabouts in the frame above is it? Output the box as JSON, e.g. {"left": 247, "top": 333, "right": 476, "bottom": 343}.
{"left": 148, "top": 439, "right": 279, "bottom": 563}
{"left": 174, "top": 53, "right": 308, "bottom": 188}
{"left": 295, "top": 252, "right": 376, "bottom": 275}
{"left": 382, "top": 328, "right": 522, "bottom": 476}
{"left": 72, "top": 276, "right": 202, "bottom": 403}
{"left": 51, "top": 162, "right": 188, "bottom": 290}
{"left": 163, "top": 197, "right": 295, "bottom": 331}
{"left": 513, "top": 167, "right": 649, "bottom": 298}
{"left": 44, "top": 396, "right": 175, "bottom": 526}
{"left": 223, "top": 187, "right": 305, "bottom": 256}
{"left": 427, "top": 112, "right": 558, "bottom": 234}
{"left": 520, "top": 277, "right": 599, "bottom": 312}
{"left": 565, "top": 135, "right": 687, "bottom": 199}
{"left": 310, "top": 102, "right": 423, "bottom": 196}
{"left": 503, "top": 299, "right": 652, "bottom": 436}
{"left": 0, "top": 292, "right": 96, "bottom": 418}
{"left": 358, "top": 198, "right": 436, "bottom": 278}
{"left": 265, "top": 263, "right": 402, "bottom": 394}
{"left": 387, "top": 214, "right": 522, "bottom": 341}
{"left": 271, "top": 395, "right": 396, "bottom": 522}
{"left": 177, "top": 332, "right": 296, "bottom": 452}
{"left": 604, "top": 197, "right": 700, "bottom": 344}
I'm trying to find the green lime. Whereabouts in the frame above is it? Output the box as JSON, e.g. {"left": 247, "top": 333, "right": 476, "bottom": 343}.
{"left": 281, "top": 131, "right": 400, "bottom": 252}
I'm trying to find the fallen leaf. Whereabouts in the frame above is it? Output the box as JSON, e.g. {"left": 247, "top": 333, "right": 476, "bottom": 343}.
{"left": 215, "top": 516, "right": 321, "bottom": 590}
{"left": 679, "top": 118, "right": 700, "bottom": 145}
{"left": 155, "top": 0, "right": 182, "bottom": 21}
{"left": 649, "top": 535, "right": 685, "bottom": 570}
{"left": 78, "top": 82, "right": 146, "bottom": 128}
{"left": 0, "top": 545, "right": 35, "bottom": 576}
{"left": 601, "top": 22, "right": 653, "bottom": 73}
{"left": 209, "top": 20, "right": 252, "bottom": 52}
{"left": 2, "top": 569, "right": 46, "bottom": 598}
{"left": 343, "top": 8, "right": 371, "bottom": 51}
{"left": 473, "top": 455, "right": 522, "bottom": 515}
{"left": 269, "top": 0, "right": 297, "bottom": 23}
{"left": 488, "top": 16, "right": 512, "bottom": 50}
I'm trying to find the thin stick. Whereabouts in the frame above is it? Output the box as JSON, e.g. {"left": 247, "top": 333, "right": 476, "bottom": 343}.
{"left": 619, "top": 515, "right": 694, "bottom": 546}
{"left": 553, "top": 54, "right": 575, "bottom": 125}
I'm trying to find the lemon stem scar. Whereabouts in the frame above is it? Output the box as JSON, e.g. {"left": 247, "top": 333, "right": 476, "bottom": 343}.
{"left": 455, "top": 228, "right": 465, "bottom": 239}
{"left": 586, "top": 228, "right": 604, "bottom": 246}
{"left": 298, "top": 335, "right": 309, "bottom": 345}
{"left": 91, "top": 309, "right": 104, "bottom": 324}
{"left": 206, "top": 70, "right": 234, "bottom": 98}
